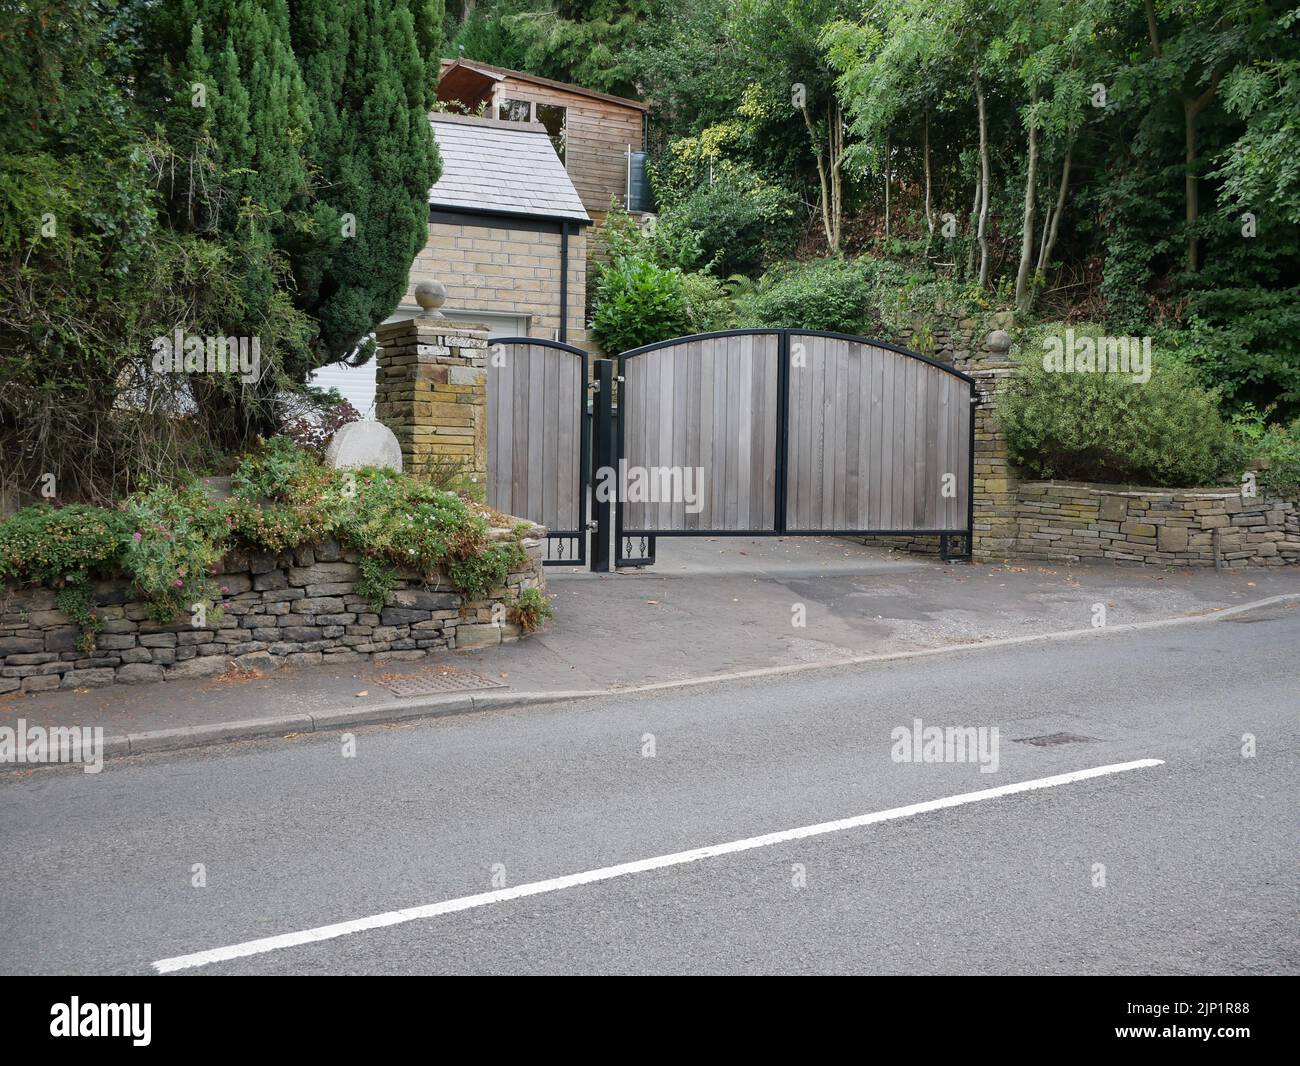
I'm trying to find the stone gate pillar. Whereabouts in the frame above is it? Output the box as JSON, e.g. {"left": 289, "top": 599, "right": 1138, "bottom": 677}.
{"left": 957, "top": 329, "right": 1019, "bottom": 561}
{"left": 374, "top": 282, "right": 489, "bottom": 489}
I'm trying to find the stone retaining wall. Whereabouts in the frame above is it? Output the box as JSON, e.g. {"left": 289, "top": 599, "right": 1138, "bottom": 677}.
{"left": 1011, "top": 482, "right": 1299, "bottom": 566}
{"left": 0, "top": 526, "right": 546, "bottom": 694}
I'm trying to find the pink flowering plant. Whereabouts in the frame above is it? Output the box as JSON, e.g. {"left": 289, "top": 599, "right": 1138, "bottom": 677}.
{"left": 118, "top": 484, "right": 230, "bottom": 623}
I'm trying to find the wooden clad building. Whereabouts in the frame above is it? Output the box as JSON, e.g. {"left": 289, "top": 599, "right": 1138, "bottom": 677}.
{"left": 437, "top": 58, "right": 649, "bottom": 226}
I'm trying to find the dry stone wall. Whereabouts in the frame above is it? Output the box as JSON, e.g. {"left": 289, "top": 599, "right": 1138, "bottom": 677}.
{"left": 0, "top": 526, "right": 545, "bottom": 694}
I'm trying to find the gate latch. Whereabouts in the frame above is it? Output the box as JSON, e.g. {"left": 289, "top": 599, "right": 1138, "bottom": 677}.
{"left": 588, "top": 380, "right": 600, "bottom": 393}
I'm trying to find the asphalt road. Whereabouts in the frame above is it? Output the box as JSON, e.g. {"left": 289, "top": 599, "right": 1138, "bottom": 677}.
{"left": 2, "top": 602, "right": 1296, "bottom": 975}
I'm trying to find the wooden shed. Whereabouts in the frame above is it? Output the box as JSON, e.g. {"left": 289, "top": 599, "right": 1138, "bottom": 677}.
{"left": 437, "top": 58, "right": 650, "bottom": 226}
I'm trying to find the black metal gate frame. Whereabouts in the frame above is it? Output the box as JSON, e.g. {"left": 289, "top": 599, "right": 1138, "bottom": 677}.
{"left": 599, "top": 329, "right": 978, "bottom": 570}
{"left": 492, "top": 337, "right": 590, "bottom": 567}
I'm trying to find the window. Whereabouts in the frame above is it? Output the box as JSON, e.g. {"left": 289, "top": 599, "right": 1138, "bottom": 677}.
{"left": 536, "top": 103, "right": 567, "bottom": 163}
{"left": 496, "top": 97, "right": 568, "bottom": 163}
{"left": 498, "top": 98, "right": 532, "bottom": 123}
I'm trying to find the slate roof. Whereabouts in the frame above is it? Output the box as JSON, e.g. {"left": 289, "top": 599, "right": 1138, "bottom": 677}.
{"left": 428, "top": 113, "right": 591, "bottom": 224}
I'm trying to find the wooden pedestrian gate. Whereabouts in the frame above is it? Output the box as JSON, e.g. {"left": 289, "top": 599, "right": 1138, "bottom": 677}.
{"left": 486, "top": 330, "right": 975, "bottom": 570}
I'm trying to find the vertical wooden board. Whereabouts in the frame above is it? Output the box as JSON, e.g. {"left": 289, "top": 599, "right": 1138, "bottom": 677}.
{"left": 763, "top": 335, "right": 778, "bottom": 529}
{"left": 659, "top": 348, "right": 676, "bottom": 530}
{"left": 843, "top": 342, "right": 861, "bottom": 528}
{"left": 935, "top": 371, "right": 956, "bottom": 530}
{"left": 786, "top": 340, "right": 802, "bottom": 528}
{"left": 873, "top": 351, "right": 883, "bottom": 527}
{"left": 900, "top": 358, "right": 916, "bottom": 529}
{"left": 829, "top": 341, "right": 848, "bottom": 529}
{"left": 749, "top": 336, "right": 770, "bottom": 529}
{"left": 892, "top": 354, "right": 909, "bottom": 528}
{"left": 511, "top": 346, "right": 530, "bottom": 521}
{"left": 700, "top": 343, "right": 716, "bottom": 529}
{"left": 556, "top": 354, "right": 577, "bottom": 531}
{"left": 711, "top": 342, "right": 727, "bottom": 524}
{"left": 721, "top": 339, "right": 738, "bottom": 528}
{"left": 957, "top": 386, "right": 972, "bottom": 526}
{"left": 876, "top": 350, "right": 893, "bottom": 528}
{"left": 527, "top": 347, "right": 546, "bottom": 526}
{"left": 921, "top": 369, "right": 940, "bottom": 529}
{"left": 685, "top": 343, "right": 703, "bottom": 530}
{"left": 487, "top": 352, "right": 505, "bottom": 514}
{"left": 738, "top": 338, "right": 759, "bottom": 527}
{"left": 673, "top": 343, "right": 689, "bottom": 530}
{"left": 542, "top": 348, "right": 559, "bottom": 530}
{"left": 807, "top": 338, "right": 824, "bottom": 528}
{"left": 642, "top": 351, "right": 660, "bottom": 529}
{"left": 863, "top": 347, "right": 878, "bottom": 528}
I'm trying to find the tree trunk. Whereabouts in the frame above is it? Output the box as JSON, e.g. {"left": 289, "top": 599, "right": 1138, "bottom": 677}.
{"left": 884, "top": 134, "right": 891, "bottom": 240}
{"left": 923, "top": 114, "right": 934, "bottom": 257}
{"left": 966, "top": 170, "right": 980, "bottom": 278}
{"left": 1036, "top": 145, "right": 1072, "bottom": 278}
{"left": 829, "top": 98, "right": 843, "bottom": 251}
{"left": 1014, "top": 92, "right": 1040, "bottom": 311}
{"left": 975, "top": 73, "right": 991, "bottom": 288}
{"left": 1184, "top": 100, "right": 1199, "bottom": 272}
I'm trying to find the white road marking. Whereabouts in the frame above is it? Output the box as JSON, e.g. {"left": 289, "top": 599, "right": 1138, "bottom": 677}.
{"left": 152, "top": 758, "right": 1164, "bottom": 973}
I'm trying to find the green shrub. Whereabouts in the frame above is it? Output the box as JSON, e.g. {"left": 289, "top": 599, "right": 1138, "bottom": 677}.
{"left": 511, "top": 586, "right": 554, "bottom": 633}
{"left": 1000, "top": 353, "right": 1240, "bottom": 487}
{"left": 119, "top": 484, "right": 230, "bottom": 623}
{"left": 589, "top": 256, "right": 690, "bottom": 353}
{"left": 1230, "top": 407, "right": 1300, "bottom": 496}
{"left": 739, "top": 258, "right": 874, "bottom": 334}
{"left": 0, "top": 503, "right": 127, "bottom": 587}
{"left": 680, "top": 272, "right": 736, "bottom": 333}
{"left": 0, "top": 438, "right": 548, "bottom": 642}
{"left": 670, "top": 168, "right": 799, "bottom": 277}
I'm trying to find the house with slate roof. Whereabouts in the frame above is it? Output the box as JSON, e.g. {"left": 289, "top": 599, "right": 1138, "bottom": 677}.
{"left": 311, "top": 110, "right": 594, "bottom": 417}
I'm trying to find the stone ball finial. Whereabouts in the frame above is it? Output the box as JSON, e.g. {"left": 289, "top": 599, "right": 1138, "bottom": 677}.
{"left": 414, "top": 279, "right": 446, "bottom": 318}
{"left": 986, "top": 329, "right": 1011, "bottom": 354}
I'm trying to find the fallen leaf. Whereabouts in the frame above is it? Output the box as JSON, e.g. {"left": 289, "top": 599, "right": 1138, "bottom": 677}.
{"left": 355, "top": 691, "right": 368, "bottom": 697}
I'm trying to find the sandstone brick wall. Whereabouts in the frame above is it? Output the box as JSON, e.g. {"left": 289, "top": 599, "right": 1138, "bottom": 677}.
{"left": 1011, "top": 482, "right": 1299, "bottom": 566}
{"left": 405, "top": 220, "right": 587, "bottom": 347}
{"left": 0, "top": 527, "right": 546, "bottom": 694}
{"left": 375, "top": 319, "right": 488, "bottom": 487}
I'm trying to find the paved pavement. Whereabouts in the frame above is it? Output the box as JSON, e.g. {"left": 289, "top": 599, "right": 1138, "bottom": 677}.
{"left": 3, "top": 536, "right": 1296, "bottom": 755}
{"left": 1, "top": 598, "right": 1295, "bottom": 974}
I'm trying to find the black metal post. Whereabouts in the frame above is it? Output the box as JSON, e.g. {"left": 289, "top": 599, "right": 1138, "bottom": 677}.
{"left": 591, "top": 358, "right": 615, "bottom": 572}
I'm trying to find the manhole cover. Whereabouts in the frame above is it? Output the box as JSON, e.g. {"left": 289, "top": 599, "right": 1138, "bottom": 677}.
{"left": 1014, "top": 732, "right": 1098, "bottom": 747}
{"left": 379, "top": 672, "right": 506, "bottom": 697}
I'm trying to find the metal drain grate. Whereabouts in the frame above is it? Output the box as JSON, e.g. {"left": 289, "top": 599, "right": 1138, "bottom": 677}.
{"left": 1014, "top": 732, "right": 1098, "bottom": 747}
{"left": 379, "top": 671, "right": 506, "bottom": 697}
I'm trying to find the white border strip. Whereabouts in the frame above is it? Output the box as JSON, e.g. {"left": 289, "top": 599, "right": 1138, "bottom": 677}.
{"left": 153, "top": 758, "right": 1164, "bottom": 973}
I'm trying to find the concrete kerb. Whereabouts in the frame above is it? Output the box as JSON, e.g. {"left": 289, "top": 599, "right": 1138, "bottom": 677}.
{"left": 3, "top": 593, "right": 1295, "bottom": 772}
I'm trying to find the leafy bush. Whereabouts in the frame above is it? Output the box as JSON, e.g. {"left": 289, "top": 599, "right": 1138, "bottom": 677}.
{"left": 1000, "top": 354, "right": 1240, "bottom": 487}
{"left": 119, "top": 484, "right": 230, "bottom": 623}
{"left": 0, "top": 504, "right": 128, "bottom": 588}
{"left": 739, "top": 257, "right": 874, "bottom": 333}
{"left": 0, "top": 438, "right": 540, "bottom": 643}
{"left": 589, "top": 257, "right": 691, "bottom": 353}
{"left": 1230, "top": 407, "right": 1300, "bottom": 497}
{"left": 670, "top": 167, "right": 799, "bottom": 277}
{"left": 511, "top": 587, "right": 554, "bottom": 633}
{"left": 680, "top": 272, "right": 736, "bottom": 333}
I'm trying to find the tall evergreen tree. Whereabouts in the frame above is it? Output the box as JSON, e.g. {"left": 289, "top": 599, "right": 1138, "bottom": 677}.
{"left": 289, "top": 0, "right": 444, "bottom": 364}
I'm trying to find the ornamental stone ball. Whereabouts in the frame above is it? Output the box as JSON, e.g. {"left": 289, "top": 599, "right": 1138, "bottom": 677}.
{"left": 986, "top": 329, "right": 1011, "bottom": 354}
{"left": 325, "top": 421, "right": 403, "bottom": 472}
{"left": 414, "top": 279, "right": 447, "bottom": 318}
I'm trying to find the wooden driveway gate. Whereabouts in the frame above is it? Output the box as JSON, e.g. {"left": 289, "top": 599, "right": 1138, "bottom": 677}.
{"left": 486, "top": 330, "right": 975, "bottom": 571}
{"left": 486, "top": 338, "right": 589, "bottom": 566}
